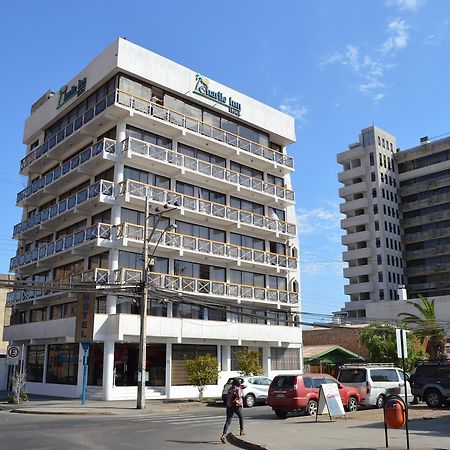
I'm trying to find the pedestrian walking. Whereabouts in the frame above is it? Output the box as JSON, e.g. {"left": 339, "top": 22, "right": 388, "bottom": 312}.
{"left": 221, "top": 378, "right": 245, "bottom": 443}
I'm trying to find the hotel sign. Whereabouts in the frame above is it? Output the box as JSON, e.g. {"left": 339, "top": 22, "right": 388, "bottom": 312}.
{"left": 75, "top": 292, "right": 95, "bottom": 343}
{"left": 193, "top": 74, "right": 241, "bottom": 116}
{"left": 57, "top": 77, "right": 87, "bottom": 109}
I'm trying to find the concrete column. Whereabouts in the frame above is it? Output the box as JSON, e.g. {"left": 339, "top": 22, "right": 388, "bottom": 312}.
{"left": 222, "top": 345, "right": 231, "bottom": 371}
{"left": 76, "top": 343, "right": 84, "bottom": 397}
{"left": 102, "top": 340, "right": 115, "bottom": 400}
{"left": 262, "top": 346, "right": 270, "bottom": 375}
{"left": 165, "top": 342, "right": 172, "bottom": 399}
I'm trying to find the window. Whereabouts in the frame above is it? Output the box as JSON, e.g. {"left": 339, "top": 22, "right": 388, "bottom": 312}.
{"left": 371, "top": 172, "right": 376, "bottom": 182}
{"left": 27, "top": 345, "right": 45, "bottom": 382}
{"left": 269, "top": 207, "right": 286, "bottom": 222}
{"left": 230, "top": 232, "right": 264, "bottom": 250}
{"left": 30, "top": 307, "right": 47, "bottom": 322}
{"left": 230, "top": 269, "right": 265, "bottom": 287}
{"left": 124, "top": 166, "right": 170, "bottom": 190}
{"left": 372, "top": 188, "right": 377, "bottom": 198}
{"left": 230, "top": 161, "right": 263, "bottom": 180}
{"left": 270, "top": 348, "right": 300, "bottom": 370}
{"left": 178, "top": 142, "right": 225, "bottom": 167}
{"left": 46, "top": 344, "right": 79, "bottom": 385}
{"left": 177, "top": 220, "right": 225, "bottom": 243}
{"left": 370, "top": 369, "right": 399, "bottom": 382}
{"left": 172, "top": 344, "right": 217, "bottom": 385}
{"left": 267, "top": 173, "right": 284, "bottom": 187}
{"left": 373, "top": 205, "right": 378, "bottom": 214}
{"left": 380, "top": 289, "right": 385, "bottom": 300}
{"left": 269, "top": 275, "right": 288, "bottom": 291}
{"left": 230, "top": 196, "right": 264, "bottom": 215}
{"left": 177, "top": 181, "right": 225, "bottom": 205}
{"left": 174, "top": 260, "right": 225, "bottom": 281}
{"left": 378, "top": 272, "right": 383, "bottom": 282}
{"left": 126, "top": 125, "right": 172, "bottom": 149}
{"left": 377, "top": 255, "right": 382, "bottom": 265}
{"left": 369, "top": 153, "right": 374, "bottom": 166}
{"left": 375, "top": 221, "right": 379, "bottom": 231}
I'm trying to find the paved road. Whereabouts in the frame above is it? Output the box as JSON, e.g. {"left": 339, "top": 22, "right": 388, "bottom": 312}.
{"left": 0, "top": 404, "right": 273, "bottom": 450}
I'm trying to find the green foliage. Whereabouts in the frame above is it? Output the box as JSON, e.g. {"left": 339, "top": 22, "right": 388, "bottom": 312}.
{"left": 359, "top": 322, "right": 428, "bottom": 371}
{"left": 398, "top": 295, "right": 447, "bottom": 360}
{"left": 236, "top": 348, "right": 264, "bottom": 376}
{"left": 184, "top": 354, "right": 219, "bottom": 401}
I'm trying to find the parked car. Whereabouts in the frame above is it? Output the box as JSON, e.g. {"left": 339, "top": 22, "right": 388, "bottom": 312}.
{"left": 267, "top": 373, "right": 360, "bottom": 418}
{"left": 222, "top": 376, "right": 272, "bottom": 407}
{"left": 409, "top": 360, "right": 450, "bottom": 408}
{"left": 337, "top": 364, "right": 413, "bottom": 408}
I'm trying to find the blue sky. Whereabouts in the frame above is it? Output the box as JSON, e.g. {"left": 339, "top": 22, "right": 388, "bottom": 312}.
{"left": 0, "top": 0, "right": 448, "bottom": 318}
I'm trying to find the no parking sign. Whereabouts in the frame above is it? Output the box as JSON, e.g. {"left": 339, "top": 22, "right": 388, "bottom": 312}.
{"left": 6, "top": 345, "right": 23, "bottom": 365}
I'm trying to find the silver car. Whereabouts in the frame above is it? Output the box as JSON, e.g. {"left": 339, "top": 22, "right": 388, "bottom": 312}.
{"left": 221, "top": 376, "right": 272, "bottom": 407}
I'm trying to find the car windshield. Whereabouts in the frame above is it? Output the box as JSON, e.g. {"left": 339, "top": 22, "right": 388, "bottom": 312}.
{"left": 339, "top": 369, "right": 366, "bottom": 383}
{"left": 272, "top": 376, "right": 295, "bottom": 389}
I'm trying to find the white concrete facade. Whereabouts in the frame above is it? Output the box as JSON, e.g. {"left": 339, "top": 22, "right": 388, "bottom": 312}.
{"left": 6, "top": 39, "right": 302, "bottom": 400}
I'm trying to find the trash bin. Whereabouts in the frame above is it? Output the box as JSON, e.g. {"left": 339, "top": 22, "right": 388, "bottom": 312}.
{"left": 384, "top": 396, "right": 406, "bottom": 429}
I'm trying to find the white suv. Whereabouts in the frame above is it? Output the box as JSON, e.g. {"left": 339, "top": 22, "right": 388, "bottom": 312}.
{"left": 337, "top": 364, "right": 414, "bottom": 408}
{"left": 221, "top": 376, "right": 272, "bottom": 407}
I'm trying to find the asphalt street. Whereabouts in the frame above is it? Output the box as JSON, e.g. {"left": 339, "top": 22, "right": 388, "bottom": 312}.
{"left": 0, "top": 404, "right": 274, "bottom": 450}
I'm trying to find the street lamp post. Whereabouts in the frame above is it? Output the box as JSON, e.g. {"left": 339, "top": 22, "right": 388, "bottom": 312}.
{"left": 137, "top": 199, "right": 177, "bottom": 410}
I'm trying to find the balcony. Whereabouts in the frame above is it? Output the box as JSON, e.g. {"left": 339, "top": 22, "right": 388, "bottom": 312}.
{"left": 340, "top": 197, "right": 368, "bottom": 214}
{"left": 343, "top": 265, "right": 373, "bottom": 279}
{"left": 6, "top": 268, "right": 109, "bottom": 306}
{"left": 115, "top": 90, "right": 294, "bottom": 172}
{"left": 13, "top": 180, "right": 114, "bottom": 239}
{"left": 342, "top": 247, "right": 371, "bottom": 262}
{"left": 344, "top": 281, "right": 374, "bottom": 295}
{"left": 115, "top": 269, "right": 299, "bottom": 305}
{"left": 4, "top": 317, "right": 76, "bottom": 342}
{"left": 338, "top": 165, "right": 365, "bottom": 183}
{"left": 336, "top": 145, "right": 365, "bottom": 164}
{"left": 122, "top": 137, "right": 295, "bottom": 205}
{"left": 339, "top": 181, "right": 368, "bottom": 199}
{"left": 406, "top": 264, "right": 450, "bottom": 277}
{"left": 10, "top": 223, "right": 113, "bottom": 271}
{"left": 119, "top": 180, "right": 296, "bottom": 237}
{"left": 403, "top": 227, "right": 450, "bottom": 244}
{"left": 341, "top": 230, "right": 371, "bottom": 245}
{"left": 116, "top": 222, "right": 297, "bottom": 272}
{"left": 341, "top": 214, "right": 369, "bottom": 230}
{"left": 17, "top": 139, "right": 116, "bottom": 207}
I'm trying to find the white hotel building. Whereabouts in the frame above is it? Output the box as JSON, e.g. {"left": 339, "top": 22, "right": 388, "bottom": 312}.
{"left": 5, "top": 39, "right": 301, "bottom": 400}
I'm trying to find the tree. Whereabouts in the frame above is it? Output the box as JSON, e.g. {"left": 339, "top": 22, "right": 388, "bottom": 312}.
{"left": 398, "top": 295, "right": 447, "bottom": 360}
{"left": 236, "top": 348, "right": 264, "bottom": 376}
{"left": 8, "top": 371, "right": 28, "bottom": 404}
{"left": 184, "top": 354, "right": 219, "bottom": 401}
{"left": 359, "top": 322, "right": 427, "bottom": 371}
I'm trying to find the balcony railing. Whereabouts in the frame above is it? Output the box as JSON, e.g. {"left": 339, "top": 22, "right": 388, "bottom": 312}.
{"left": 6, "top": 268, "right": 109, "bottom": 306}
{"left": 116, "top": 90, "right": 294, "bottom": 169}
{"left": 116, "top": 222, "right": 297, "bottom": 270}
{"left": 115, "top": 269, "right": 299, "bottom": 304}
{"left": 17, "top": 139, "right": 116, "bottom": 204}
{"left": 119, "top": 180, "right": 296, "bottom": 236}
{"left": 20, "top": 92, "right": 116, "bottom": 172}
{"left": 13, "top": 180, "right": 114, "bottom": 237}
{"left": 123, "top": 137, "right": 295, "bottom": 202}
{"left": 10, "top": 223, "right": 113, "bottom": 270}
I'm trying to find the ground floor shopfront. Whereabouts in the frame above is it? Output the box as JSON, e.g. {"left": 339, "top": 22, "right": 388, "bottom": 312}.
{"left": 22, "top": 340, "right": 302, "bottom": 400}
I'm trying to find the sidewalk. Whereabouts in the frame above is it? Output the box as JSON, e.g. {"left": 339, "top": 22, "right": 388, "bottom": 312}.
{"left": 0, "top": 392, "right": 208, "bottom": 416}
{"left": 229, "top": 407, "right": 450, "bottom": 450}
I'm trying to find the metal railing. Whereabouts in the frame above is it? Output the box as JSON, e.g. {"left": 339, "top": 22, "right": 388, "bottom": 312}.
{"left": 116, "top": 222, "right": 297, "bottom": 270}
{"left": 20, "top": 92, "right": 116, "bottom": 172}
{"left": 119, "top": 180, "right": 296, "bottom": 236}
{"left": 115, "top": 269, "right": 299, "bottom": 304}
{"left": 10, "top": 223, "right": 112, "bottom": 270}
{"left": 13, "top": 180, "right": 114, "bottom": 237}
{"left": 6, "top": 268, "right": 110, "bottom": 306}
{"left": 17, "top": 139, "right": 116, "bottom": 204}
{"left": 123, "top": 137, "right": 295, "bottom": 202}
{"left": 116, "top": 90, "right": 294, "bottom": 169}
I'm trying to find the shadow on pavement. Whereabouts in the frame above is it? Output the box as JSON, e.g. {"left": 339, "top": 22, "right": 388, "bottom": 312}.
{"left": 166, "top": 439, "right": 223, "bottom": 445}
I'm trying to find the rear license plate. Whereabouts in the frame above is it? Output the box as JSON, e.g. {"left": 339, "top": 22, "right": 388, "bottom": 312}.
{"left": 276, "top": 393, "right": 285, "bottom": 398}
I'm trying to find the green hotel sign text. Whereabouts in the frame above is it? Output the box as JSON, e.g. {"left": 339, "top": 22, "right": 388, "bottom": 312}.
{"left": 193, "top": 74, "right": 241, "bottom": 116}
{"left": 57, "top": 77, "right": 87, "bottom": 109}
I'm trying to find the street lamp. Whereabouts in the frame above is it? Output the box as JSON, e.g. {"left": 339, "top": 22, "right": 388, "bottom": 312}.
{"left": 137, "top": 199, "right": 178, "bottom": 410}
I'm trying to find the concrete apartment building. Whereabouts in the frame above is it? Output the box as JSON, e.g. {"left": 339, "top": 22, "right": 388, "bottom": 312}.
{"left": 4, "top": 39, "right": 301, "bottom": 400}
{"left": 337, "top": 125, "right": 450, "bottom": 327}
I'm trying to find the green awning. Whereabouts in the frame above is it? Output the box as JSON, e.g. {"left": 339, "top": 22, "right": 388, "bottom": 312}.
{"left": 303, "top": 345, "right": 365, "bottom": 365}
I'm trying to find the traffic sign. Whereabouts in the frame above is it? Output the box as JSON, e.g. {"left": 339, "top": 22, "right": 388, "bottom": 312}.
{"left": 6, "top": 345, "right": 23, "bottom": 365}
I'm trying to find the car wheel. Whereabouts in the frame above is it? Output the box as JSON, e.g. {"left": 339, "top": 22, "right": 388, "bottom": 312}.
{"left": 424, "top": 389, "right": 444, "bottom": 408}
{"left": 244, "top": 394, "right": 255, "bottom": 408}
{"left": 347, "top": 396, "right": 358, "bottom": 412}
{"left": 274, "top": 409, "right": 288, "bottom": 419}
{"left": 376, "top": 395, "right": 385, "bottom": 409}
{"left": 306, "top": 399, "right": 318, "bottom": 416}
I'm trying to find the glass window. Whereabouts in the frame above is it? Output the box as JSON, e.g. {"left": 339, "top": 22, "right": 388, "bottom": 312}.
{"left": 46, "top": 344, "right": 79, "bottom": 385}
{"left": 124, "top": 166, "right": 170, "bottom": 189}
{"left": 27, "top": 345, "right": 45, "bottom": 382}
{"left": 370, "top": 369, "right": 399, "bottom": 382}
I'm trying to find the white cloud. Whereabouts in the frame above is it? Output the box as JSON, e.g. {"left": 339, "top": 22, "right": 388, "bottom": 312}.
{"left": 297, "top": 206, "right": 342, "bottom": 235}
{"left": 279, "top": 97, "right": 308, "bottom": 122}
{"left": 385, "top": 0, "right": 424, "bottom": 11}
{"left": 321, "top": 44, "right": 387, "bottom": 101}
{"left": 381, "top": 19, "right": 409, "bottom": 53}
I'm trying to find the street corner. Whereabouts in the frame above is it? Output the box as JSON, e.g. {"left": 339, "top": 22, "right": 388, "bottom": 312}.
{"left": 226, "top": 432, "right": 270, "bottom": 450}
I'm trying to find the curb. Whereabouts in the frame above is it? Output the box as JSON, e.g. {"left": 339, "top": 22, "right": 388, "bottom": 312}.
{"left": 11, "top": 409, "right": 116, "bottom": 416}
{"left": 226, "top": 433, "right": 269, "bottom": 450}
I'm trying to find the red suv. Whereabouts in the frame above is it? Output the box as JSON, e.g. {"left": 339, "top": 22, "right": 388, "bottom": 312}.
{"left": 267, "top": 373, "right": 360, "bottom": 418}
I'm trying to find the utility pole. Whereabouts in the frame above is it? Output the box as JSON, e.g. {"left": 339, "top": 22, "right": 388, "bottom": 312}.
{"left": 137, "top": 198, "right": 150, "bottom": 410}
